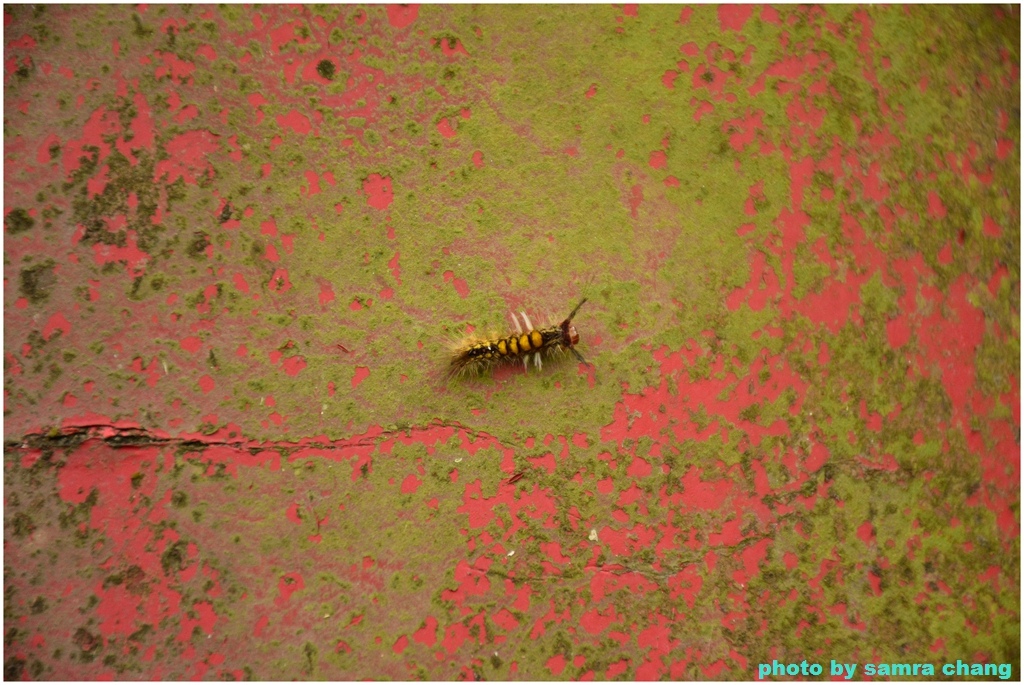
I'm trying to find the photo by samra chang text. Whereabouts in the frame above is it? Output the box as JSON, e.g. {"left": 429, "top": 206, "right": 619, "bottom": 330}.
{"left": 757, "top": 659, "right": 1013, "bottom": 680}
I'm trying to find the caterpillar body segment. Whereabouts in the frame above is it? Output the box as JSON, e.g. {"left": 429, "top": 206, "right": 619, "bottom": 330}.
{"left": 447, "top": 298, "right": 591, "bottom": 380}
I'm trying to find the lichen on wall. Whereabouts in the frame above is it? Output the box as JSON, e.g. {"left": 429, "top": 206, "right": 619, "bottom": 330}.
{"left": 3, "top": 4, "right": 1019, "bottom": 680}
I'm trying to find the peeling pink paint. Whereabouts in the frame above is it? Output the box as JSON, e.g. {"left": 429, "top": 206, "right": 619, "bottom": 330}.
{"left": 363, "top": 173, "right": 393, "bottom": 210}
{"left": 42, "top": 312, "right": 71, "bottom": 340}
{"left": 436, "top": 118, "right": 456, "bottom": 138}
{"left": 276, "top": 109, "right": 312, "bottom": 135}
{"left": 387, "top": 4, "right": 419, "bottom": 28}
{"left": 154, "top": 130, "right": 218, "bottom": 185}
{"left": 352, "top": 366, "right": 370, "bottom": 388}
{"left": 2, "top": 5, "right": 1017, "bottom": 682}
{"left": 718, "top": 5, "right": 754, "bottom": 31}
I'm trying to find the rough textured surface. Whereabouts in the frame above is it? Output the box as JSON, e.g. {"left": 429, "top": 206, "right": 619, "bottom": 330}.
{"left": 3, "top": 4, "right": 1019, "bottom": 680}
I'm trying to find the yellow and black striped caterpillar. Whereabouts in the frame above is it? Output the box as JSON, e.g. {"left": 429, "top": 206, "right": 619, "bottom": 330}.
{"left": 448, "top": 299, "right": 591, "bottom": 379}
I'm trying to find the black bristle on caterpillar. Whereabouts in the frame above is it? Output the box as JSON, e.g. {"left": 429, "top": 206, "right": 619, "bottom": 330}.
{"left": 447, "top": 298, "right": 591, "bottom": 380}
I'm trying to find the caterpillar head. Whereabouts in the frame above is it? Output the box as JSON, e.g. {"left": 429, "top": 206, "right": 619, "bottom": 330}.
{"left": 564, "top": 322, "right": 580, "bottom": 347}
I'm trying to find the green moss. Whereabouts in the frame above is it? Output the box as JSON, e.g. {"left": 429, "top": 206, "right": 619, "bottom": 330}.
{"left": 160, "top": 540, "right": 188, "bottom": 575}
{"left": 5, "top": 208, "right": 35, "bottom": 234}
{"left": 10, "top": 512, "right": 35, "bottom": 538}
{"left": 315, "top": 59, "right": 335, "bottom": 80}
{"left": 0, "top": 4, "right": 1017, "bottom": 677}
{"left": 19, "top": 260, "right": 56, "bottom": 304}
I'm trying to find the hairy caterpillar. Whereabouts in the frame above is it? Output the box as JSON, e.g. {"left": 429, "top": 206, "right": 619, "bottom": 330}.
{"left": 447, "top": 299, "right": 591, "bottom": 379}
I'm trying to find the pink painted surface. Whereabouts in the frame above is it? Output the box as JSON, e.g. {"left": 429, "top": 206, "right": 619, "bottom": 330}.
{"left": 3, "top": 4, "right": 1019, "bottom": 681}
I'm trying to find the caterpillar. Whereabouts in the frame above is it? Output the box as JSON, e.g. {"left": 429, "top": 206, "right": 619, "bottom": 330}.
{"left": 447, "top": 298, "right": 591, "bottom": 379}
